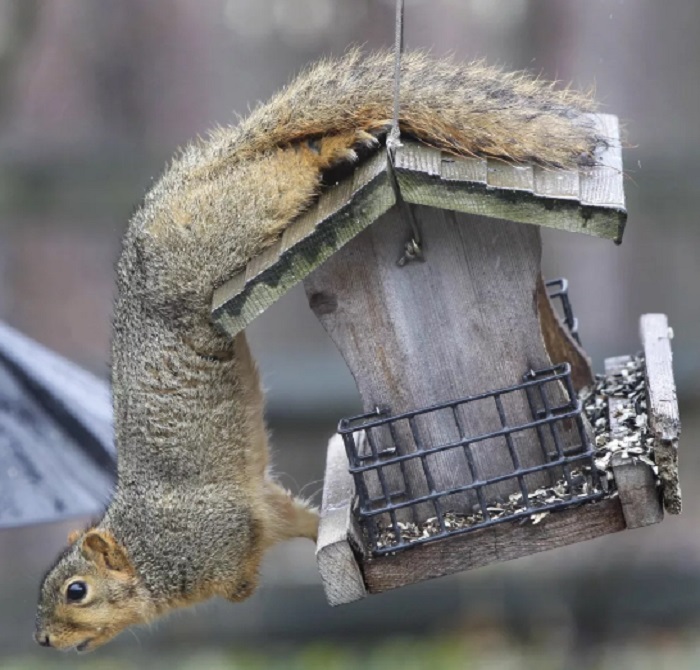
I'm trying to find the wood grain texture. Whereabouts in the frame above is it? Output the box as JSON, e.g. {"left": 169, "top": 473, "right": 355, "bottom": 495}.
{"left": 534, "top": 165, "right": 579, "bottom": 200}
{"left": 362, "top": 497, "right": 626, "bottom": 594}
{"left": 487, "top": 162, "right": 534, "bottom": 192}
{"left": 579, "top": 115, "right": 626, "bottom": 211}
{"left": 394, "top": 116, "right": 626, "bottom": 243}
{"left": 316, "top": 434, "right": 368, "bottom": 606}
{"left": 211, "top": 151, "right": 395, "bottom": 336}
{"left": 212, "top": 114, "right": 626, "bottom": 338}
{"left": 304, "top": 205, "right": 579, "bottom": 521}
{"left": 605, "top": 356, "right": 663, "bottom": 529}
{"left": 536, "top": 275, "right": 593, "bottom": 391}
{"left": 640, "top": 314, "right": 681, "bottom": 514}
{"left": 440, "top": 155, "right": 487, "bottom": 183}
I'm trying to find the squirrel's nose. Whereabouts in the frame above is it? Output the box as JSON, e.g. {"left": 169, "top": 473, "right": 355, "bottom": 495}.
{"left": 34, "top": 630, "right": 52, "bottom": 647}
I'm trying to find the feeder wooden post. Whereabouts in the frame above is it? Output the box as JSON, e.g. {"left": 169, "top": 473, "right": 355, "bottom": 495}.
{"left": 304, "top": 207, "right": 576, "bottom": 519}
{"left": 317, "top": 426, "right": 625, "bottom": 602}
{"left": 606, "top": 355, "right": 663, "bottom": 529}
{"left": 640, "top": 314, "right": 681, "bottom": 513}
{"left": 315, "top": 434, "right": 367, "bottom": 605}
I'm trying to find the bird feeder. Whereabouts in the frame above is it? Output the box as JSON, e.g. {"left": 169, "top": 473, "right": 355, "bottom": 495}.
{"left": 212, "top": 113, "right": 681, "bottom": 605}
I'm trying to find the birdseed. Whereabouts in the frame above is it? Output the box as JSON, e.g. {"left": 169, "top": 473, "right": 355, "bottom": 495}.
{"left": 372, "top": 355, "right": 655, "bottom": 550}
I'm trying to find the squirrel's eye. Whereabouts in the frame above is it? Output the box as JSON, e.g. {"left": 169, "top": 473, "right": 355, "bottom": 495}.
{"left": 66, "top": 581, "right": 88, "bottom": 602}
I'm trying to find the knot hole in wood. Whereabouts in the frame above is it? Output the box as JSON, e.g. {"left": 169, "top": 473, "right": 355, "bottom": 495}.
{"left": 309, "top": 291, "right": 338, "bottom": 316}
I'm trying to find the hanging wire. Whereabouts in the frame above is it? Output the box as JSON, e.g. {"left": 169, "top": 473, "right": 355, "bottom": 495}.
{"left": 387, "top": 0, "right": 405, "bottom": 153}
{"left": 387, "top": 0, "right": 423, "bottom": 267}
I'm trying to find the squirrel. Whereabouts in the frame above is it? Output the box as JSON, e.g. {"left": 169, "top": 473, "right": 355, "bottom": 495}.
{"left": 34, "top": 49, "right": 599, "bottom": 652}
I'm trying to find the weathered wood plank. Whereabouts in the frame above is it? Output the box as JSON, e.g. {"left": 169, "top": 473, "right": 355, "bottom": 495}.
{"left": 533, "top": 165, "right": 579, "bottom": 200}
{"left": 316, "top": 434, "right": 367, "bottom": 606}
{"left": 486, "top": 161, "right": 534, "bottom": 192}
{"left": 393, "top": 115, "right": 626, "bottom": 242}
{"left": 640, "top": 314, "right": 681, "bottom": 514}
{"left": 211, "top": 151, "right": 395, "bottom": 336}
{"left": 212, "top": 114, "right": 626, "bottom": 337}
{"left": 440, "top": 155, "right": 487, "bottom": 183}
{"left": 393, "top": 142, "right": 441, "bottom": 176}
{"left": 611, "top": 453, "right": 662, "bottom": 529}
{"left": 304, "top": 205, "right": 580, "bottom": 522}
{"left": 579, "top": 114, "right": 626, "bottom": 212}
{"left": 536, "top": 275, "right": 593, "bottom": 391}
{"left": 244, "top": 238, "right": 283, "bottom": 283}
{"left": 362, "top": 497, "right": 626, "bottom": 594}
{"left": 605, "top": 356, "right": 663, "bottom": 529}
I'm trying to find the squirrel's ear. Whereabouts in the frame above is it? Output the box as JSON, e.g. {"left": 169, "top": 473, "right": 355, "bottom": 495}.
{"left": 67, "top": 529, "right": 82, "bottom": 544}
{"left": 81, "top": 530, "right": 134, "bottom": 574}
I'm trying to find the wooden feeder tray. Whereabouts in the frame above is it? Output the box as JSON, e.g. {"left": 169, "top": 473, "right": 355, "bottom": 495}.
{"left": 339, "top": 361, "right": 601, "bottom": 557}
{"left": 316, "top": 313, "right": 680, "bottom": 605}
{"left": 210, "top": 112, "right": 680, "bottom": 606}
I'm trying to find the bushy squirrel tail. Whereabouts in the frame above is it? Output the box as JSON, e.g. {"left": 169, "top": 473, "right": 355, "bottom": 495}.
{"left": 130, "top": 50, "right": 602, "bottom": 311}
{"left": 224, "top": 48, "right": 599, "bottom": 170}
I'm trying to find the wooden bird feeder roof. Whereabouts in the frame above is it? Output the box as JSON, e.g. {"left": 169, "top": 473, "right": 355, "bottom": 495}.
{"left": 212, "top": 114, "right": 625, "bottom": 337}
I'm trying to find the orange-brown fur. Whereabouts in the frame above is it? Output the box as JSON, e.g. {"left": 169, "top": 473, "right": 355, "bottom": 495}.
{"left": 35, "top": 49, "right": 599, "bottom": 652}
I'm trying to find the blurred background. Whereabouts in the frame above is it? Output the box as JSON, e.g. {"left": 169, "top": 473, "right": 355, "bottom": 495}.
{"left": 1, "top": 0, "right": 699, "bottom": 668}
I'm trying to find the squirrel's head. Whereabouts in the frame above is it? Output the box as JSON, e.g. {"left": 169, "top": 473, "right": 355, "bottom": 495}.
{"left": 35, "top": 528, "right": 155, "bottom": 652}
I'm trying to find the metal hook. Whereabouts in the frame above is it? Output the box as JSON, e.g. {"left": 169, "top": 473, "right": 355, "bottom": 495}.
{"left": 387, "top": 0, "right": 422, "bottom": 267}
{"left": 397, "top": 238, "right": 423, "bottom": 267}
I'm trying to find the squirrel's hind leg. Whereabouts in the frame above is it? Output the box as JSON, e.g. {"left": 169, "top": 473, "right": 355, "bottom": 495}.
{"left": 259, "top": 128, "right": 384, "bottom": 246}
{"left": 313, "top": 128, "right": 382, "bottom": 170}
{"left": 311, "top": 127, "right": 387, "bottom": 190}
{"left": 262, "top": 481, "right": 319, "bottom": 546}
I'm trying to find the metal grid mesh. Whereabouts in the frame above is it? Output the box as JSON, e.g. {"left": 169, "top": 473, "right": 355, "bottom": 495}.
{"left": 339, "top": 363, "right": 603, "bottom": 556}
{"left": 546, "top": 277, "right": 581, "bottom": 344}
